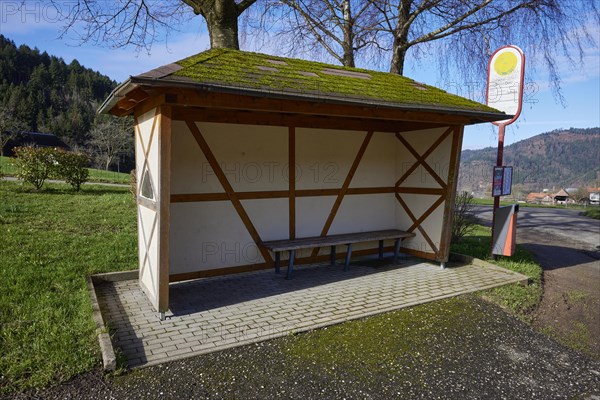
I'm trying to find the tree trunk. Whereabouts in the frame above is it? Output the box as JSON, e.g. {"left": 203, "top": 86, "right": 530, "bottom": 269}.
{"left": 390, "top": 45, "right": 407, "bottom": 75}
{"left": 341, "top": 0, "right": 355, "bottom": 68}
{"left": 390, "top": 0, "right": 411, "bottom": 75}
{"left": 197, "top": 0, "right": 241, "bottom": 49}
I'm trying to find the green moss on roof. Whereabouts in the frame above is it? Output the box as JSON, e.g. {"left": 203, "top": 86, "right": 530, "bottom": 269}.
{"left": 172, "top": 48, "right": 500, "bottom": 113}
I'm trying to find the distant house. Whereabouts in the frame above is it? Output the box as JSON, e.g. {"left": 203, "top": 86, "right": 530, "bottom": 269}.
{"left": 526, "top": 192, "right": 553, "bottom": 204}
{"left": 588, "top": 188, "right": 600, "bottom": 205}
{"left": 2, "top": 132, "right": 70, "bottom": 157}
{"left": 553, "top": 189, "right": 570, "bottom": 204}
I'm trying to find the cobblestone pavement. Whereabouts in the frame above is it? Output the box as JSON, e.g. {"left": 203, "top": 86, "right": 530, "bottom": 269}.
{"left": 95, "top": 258, "right": 528, "bottom": 368}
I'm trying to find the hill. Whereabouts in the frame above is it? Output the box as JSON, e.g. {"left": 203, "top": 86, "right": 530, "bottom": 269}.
{"left": 0, "top": 35, "right": 117, "bottom": 146}
{"left": 458, "top": 127, "right": 600, "bottom": 198}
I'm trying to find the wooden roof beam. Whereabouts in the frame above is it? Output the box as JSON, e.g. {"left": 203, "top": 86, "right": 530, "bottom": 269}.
{"left": 159, "top": 87, "right": 483, "bottom": 125}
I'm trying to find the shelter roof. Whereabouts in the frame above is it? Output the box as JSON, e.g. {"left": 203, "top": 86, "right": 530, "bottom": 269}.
{"left": 100, "top": 48, "right": 509, "bottom": 124}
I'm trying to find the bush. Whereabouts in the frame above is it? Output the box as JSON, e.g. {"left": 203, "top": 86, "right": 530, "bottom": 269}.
{"left": 130, "top": 168, "right": 137, "bottom": 200}
{"left": 54, "top": 150, "right": 90, "bottom": 191}
{"left": 13, "top": 146, "right": 90, "bottom": 191}
{"left": 13, "top": 146, "right": 56, "bottom": 190}
{"left": 452, "top": 191, "right": 477, "bottom": 244}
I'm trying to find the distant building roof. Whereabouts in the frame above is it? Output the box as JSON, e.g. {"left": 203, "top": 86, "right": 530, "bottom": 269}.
{"left": 2, "top": 132, "right": 69, "bottom": 157}
{"left": 526, "top": 192, "right": 554, "bottom": 202}
{"left": 554, "top": 189, "right": 570, "bottom": 197}
{"left": 100, "top": 48, "right": 509, "bottom": 124}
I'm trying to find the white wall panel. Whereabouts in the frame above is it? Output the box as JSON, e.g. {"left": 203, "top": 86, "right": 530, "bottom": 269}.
{"left": 296, "top": 128, "right": 364, "bottom": 190}
{"left": 328, "top": 194, "right": 395, "bottom": 235}
{"left": 351, "top": 132, "right": 396, "bottom": 187}
{"left": 170, "top": 202, "right": 263, "bottom": 274}
{"left": 201, "top": 122, "right": 288, "bottom": 192}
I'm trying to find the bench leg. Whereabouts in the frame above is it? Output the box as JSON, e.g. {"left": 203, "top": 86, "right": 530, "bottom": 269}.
{"left": 378, "top": 240, "right": 384, "bottom": 260}
{"left": 274, "top": 252, "right": 281, "bottom": 274}
{"left": 330, "top": 245, "right": 336, "bottom": 266}
{"left": 344, "top": 244, "right": 352, "bottom": 271}
{"left": 286, "top": 250, "right": 296, "bottom": 280}
{"left": 394, "top": 238, "right": 401, "bottom": 263}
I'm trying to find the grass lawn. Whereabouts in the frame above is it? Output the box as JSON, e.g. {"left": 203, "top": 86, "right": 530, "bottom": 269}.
{"left": 0, "top": 180, "right": 137, "bottom": 394}
{"left": 0, "top": 156, "right": 130, "bottom": 185}
{"left": 0, "top": 179, "right": 543, "bottom": 394}
{"left": 471, "top": 196, "right": 586, "bottom": 210}
{"left": 451, "top": 225, "right": 542, "bottom": 317}
{"left": 582, "top": 207, "right": 600, "bottom": 219}
{"left": 451, "top": 225, "right": 543, "bottom": 319}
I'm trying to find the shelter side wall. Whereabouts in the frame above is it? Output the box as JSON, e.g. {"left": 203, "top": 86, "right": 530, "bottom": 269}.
{"left": 168, "top": 122, "right": 405, "bottom": 277}
{"left": 394, "top": 126, "right": 459, "bottom": 261}
{"left": 134, "top": 107, "right": 161, "bottom": 311}
{"left": 169, "top": 122, "right": 287, "bottom": 274}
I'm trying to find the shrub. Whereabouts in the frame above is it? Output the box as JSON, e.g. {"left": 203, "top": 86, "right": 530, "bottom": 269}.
{"left": 452, "top": 191, "right": 477, "bottom": 244}
{"left": 54, "top": 150, "right": 90, "bottom": 191}
{"left": 13, "top": 146, "right": 56, "bottom": 190}
{"left": 130, "top": 169, "right": 137, "bottom": 200}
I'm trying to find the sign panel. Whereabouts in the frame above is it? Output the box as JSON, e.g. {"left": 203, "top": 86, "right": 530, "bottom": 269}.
{"left": 486, "top": 45, "right": 525, "bottom": 126}
{"left": 493, "top": 166, "right": 512, "bottom": 197}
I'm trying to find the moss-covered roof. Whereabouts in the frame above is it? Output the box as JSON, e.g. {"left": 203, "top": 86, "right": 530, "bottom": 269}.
{"left": 163, "top": 48, "right": 499, "bottom": 114}
{"left": 100, "top": 48, "right": 507, "bottom": 118}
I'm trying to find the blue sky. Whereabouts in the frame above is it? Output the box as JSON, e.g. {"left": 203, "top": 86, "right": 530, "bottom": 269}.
{"left": 1, "top": 1, "right": 598, "bottom": 150}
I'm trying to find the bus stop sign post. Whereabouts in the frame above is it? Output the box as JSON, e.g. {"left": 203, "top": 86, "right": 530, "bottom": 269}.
{"left": 486, "top": 45, "right": 525, "bottom": 257}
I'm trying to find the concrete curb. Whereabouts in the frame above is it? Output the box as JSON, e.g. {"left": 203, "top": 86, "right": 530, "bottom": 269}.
{"left": 87, "top": 269, "right": 139, "bottom": 371}
{"left": 449, "top": 252, "right": 531, "bottom": 285}
{"left": 87, "top": 276, "right": 117, "bottom": 371}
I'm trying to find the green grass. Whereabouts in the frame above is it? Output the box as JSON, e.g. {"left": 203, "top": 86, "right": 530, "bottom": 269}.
{"left": 471, "top": 196, "right": 586, "bottom": 210}
{"left": 0, "top": 155, "right": 18, "bottom": 176}
{"left": 1, "top": 156, "right": 130, "bottom": 185}
{"left": 0, "top": 179, "right": 544, "bottom": 394}
{"left": 284, "top": 296, "right": 484, "bottom": 387}
{"left": 0, "top": 180, "right": 137, "bottom": 394}
{"left": 582, "top": 207, "right": 600, "bottom": 219}
{"left": 451, "top": 224, "right": 543, "bottom": 317}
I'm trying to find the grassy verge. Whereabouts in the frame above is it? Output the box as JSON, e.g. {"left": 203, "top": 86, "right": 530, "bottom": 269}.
{"left": 0, "top": 180, "right": 137, "bottom": 394}
{"left": 471, "top": 196, "right": 586, "bottom": 210}
{"left": 451, "top": 224, "right": 543, "bottom": 318}
{"left": 0, "top": 156, "right": 130, "bottom": 185}
{"left": 582, "top": 207, "right": 600, "bottom": 219}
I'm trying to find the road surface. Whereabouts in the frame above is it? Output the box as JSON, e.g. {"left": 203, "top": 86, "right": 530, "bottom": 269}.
{"left": 472, "top": 204, "right": 600, "bottom": 357}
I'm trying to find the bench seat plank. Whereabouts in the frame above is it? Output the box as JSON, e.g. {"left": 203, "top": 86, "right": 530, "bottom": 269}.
{"left": 261, "top": 229, "right": 415, "bottom": 252}
{"left": 262, "top": 229, "right": 416, "bottom": 279}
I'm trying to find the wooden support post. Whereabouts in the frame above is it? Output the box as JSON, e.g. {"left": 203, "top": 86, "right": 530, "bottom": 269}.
{"left": 344, "top": 244, "right": 352, "bottom": 271}
{"left": 275, "top": 252, "right": 281, "bottom": 274}
{"left": 394, "top": 238, "right": 401, "bottom": 263}
{"left": 286, "top": 250, "right": 296, "bottom": 280}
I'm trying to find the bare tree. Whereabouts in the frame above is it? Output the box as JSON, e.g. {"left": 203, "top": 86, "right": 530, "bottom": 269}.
{"left": 55, "top": 0, "right": 258, "bottom": 52}
{"left": 369, "top": 0, "right": 599, "bottom": 100}
{"left": 259, "top": 0, "right": 379, "bottom": 67}
{"left": 0, "top": 106, "right": 27, "bottom": 157}
{"left": 451, "top": 191, "right": 477, "bottom": 244}
{"left": 258, "top": 0, "right": 597, "bottom": 103}
{"left": 569, "top": 187, "right": 589, "bottom": 205}
{"left": 89, "top": 115, "right": 134, "bottom": 171}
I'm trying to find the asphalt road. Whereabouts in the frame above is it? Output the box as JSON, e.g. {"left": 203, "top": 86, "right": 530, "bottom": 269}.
{"left": 473, "top": 204, "right": 600, "bottom": 358}
{"left": 472, "top": 205, "right": 600, "bottom": 253}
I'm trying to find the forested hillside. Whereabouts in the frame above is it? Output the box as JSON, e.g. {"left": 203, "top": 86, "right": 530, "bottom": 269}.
{"left": 458, "top": 127, "right": 600, "bottom": 198}
{"left": 0, "top": 35, "right": 116, "bottom": 146}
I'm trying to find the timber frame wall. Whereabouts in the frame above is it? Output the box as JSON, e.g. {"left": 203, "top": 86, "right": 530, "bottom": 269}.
{"left": 130, "top": 89, "right": 466, "bottom": 313}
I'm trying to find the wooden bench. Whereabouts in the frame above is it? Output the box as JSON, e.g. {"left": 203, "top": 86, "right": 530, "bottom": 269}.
{"left": 261, "top": 229, "right": 416, "bottom": 279}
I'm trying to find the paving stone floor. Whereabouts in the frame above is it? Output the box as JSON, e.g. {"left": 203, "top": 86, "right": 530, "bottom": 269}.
{"left": 95, "top": 258, "right": 528, "bottom": 368}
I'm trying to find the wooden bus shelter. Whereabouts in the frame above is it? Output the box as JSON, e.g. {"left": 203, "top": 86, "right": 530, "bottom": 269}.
{"left": 99, "top": 49, "right": 507, "bottom": 317}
